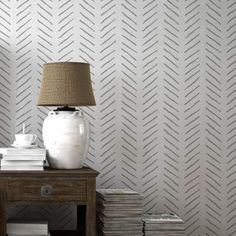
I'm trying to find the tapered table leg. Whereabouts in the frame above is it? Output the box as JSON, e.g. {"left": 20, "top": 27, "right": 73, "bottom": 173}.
{"left": 86, "top": 179, "right": 96, "bottom": 236}
{"left": 0, "top": 181, "right": 6, "bottom": 236}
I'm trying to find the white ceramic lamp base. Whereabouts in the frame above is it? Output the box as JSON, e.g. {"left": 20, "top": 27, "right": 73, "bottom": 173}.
{"left": 42, "top": 110, "right": 89, "bottom": 169}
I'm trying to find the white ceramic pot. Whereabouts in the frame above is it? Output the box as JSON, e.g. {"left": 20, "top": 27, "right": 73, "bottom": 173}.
{"left": 42, "top": 110, "right": 89, "bottom": 169}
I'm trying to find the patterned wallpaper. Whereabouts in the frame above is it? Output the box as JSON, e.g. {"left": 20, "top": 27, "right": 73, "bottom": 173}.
{"left": 0, "top": 0, "right": 235, "bottom": 235}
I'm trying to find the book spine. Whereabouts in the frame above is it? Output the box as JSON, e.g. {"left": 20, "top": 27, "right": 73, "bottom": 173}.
{"left": 145, "top": 227, "right": 185, "bottom": 231}
{"left": 7, "top": 227, "right": 48, "bottom": 235}
{"left": 0, "top": 148, "right": 46, "bottom": 155}
{"left": 1, "top": 160, "right": 44, "bottom": 166}
{"left": 1, "top": 166, "right": 44, "bottom": 171}
{"left": 8, "top": 234, "right": 50, "bottom": 236}
{"left": 2, "top": 155, "right": 46, "bottom": 161}
{"left": 7, "top": 231, "right": 48, "bottom": 236}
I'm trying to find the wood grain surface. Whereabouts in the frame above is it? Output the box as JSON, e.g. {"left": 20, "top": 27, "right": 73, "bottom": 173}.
{"left": 0, "top": 167, "right": 98, "bottom": 236}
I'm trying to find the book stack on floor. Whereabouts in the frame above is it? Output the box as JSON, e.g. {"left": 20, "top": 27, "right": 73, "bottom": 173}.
{"left": 96, "top": 189, "right": 143, "bottom": 236}
{"left": 142, "top": 213, "right": 184, "bottom": 236}
{"left": 0, "top": 148, "right": 46, "bottom": 171}
{"left": 7, "top": 220, "right": 50, "bottom": 236}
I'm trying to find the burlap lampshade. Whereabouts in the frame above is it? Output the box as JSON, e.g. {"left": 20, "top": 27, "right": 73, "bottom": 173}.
{"left": 37, "top": 62, "right": 96, "bottom": 106}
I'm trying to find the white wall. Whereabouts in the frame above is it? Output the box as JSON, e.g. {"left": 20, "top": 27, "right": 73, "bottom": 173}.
{"left": 0, "top": 0, "right": 236, "bottom": 235}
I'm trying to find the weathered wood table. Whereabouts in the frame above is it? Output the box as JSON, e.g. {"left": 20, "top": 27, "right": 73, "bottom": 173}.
{"left": 0, "top": 167, "right": 99, "bottom": 236}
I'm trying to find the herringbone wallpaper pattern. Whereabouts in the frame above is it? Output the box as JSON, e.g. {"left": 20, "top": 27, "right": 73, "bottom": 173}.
{"left": 0, "top": 0, "right": 235, "bottom": 235}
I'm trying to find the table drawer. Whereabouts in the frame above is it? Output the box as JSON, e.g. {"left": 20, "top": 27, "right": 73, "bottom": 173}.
{"left": 7, "top": 179, "right": 87, "bottom": 202}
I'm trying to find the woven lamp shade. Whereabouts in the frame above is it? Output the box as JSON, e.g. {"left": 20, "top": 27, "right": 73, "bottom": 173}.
{"left": 37, "top": 62, "right": 96, "bottom": 106}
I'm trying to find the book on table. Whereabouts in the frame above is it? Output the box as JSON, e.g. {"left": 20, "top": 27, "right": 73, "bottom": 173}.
{"left": 1, "top": 154, "right": 46, "bottom": 161}
{"left": 1, "top": 165, "right": 44, "bottom": 171}
{"left": 0, "top": 148, "right": 46, "bottom": 155}
{"left": 0, "top": 148, "right": 46, "bottom": 171}
{"left": 0, "top": 159, "right": 45, "bottom": 171}
{"left": 0, "top": 148, "right": 46, "bottom": 161}
{"left": 1, "top": 160, "right": 44, "bottom": 166}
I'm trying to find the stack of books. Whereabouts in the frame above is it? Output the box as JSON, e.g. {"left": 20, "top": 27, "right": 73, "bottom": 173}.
{"left": 7, "top": 220, "right": 49, "bottom": 236}
{"left": 142, "top": 213, "right": 184, "bottom": 236}
{"left": 0, "top": 148, "right": 46, "bottom": 171}
{"left": 96, "top": 189, "right": 143, "bottom": 236}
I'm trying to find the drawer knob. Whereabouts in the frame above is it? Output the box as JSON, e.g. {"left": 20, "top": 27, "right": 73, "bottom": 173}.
{"left": 41, "top": 185, "right": 53, "bottom": 197}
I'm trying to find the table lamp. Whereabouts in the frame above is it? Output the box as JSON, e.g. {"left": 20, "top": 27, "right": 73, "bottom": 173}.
{"left": 37, "top": 62, "right": 96, "bottom": 169}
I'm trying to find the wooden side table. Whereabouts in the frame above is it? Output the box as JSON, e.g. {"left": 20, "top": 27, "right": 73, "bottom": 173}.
{"left": 0, "top": 167, "right": 99, "bottom": 236}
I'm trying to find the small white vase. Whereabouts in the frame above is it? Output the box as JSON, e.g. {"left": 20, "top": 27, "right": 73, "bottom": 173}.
{"left": 42, "top": 110, "right": 89, "bottom": 169}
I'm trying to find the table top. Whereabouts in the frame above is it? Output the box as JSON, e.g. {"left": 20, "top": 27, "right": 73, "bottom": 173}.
{"left": 0, "top": 166, "right": 99, "bottom": 177}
